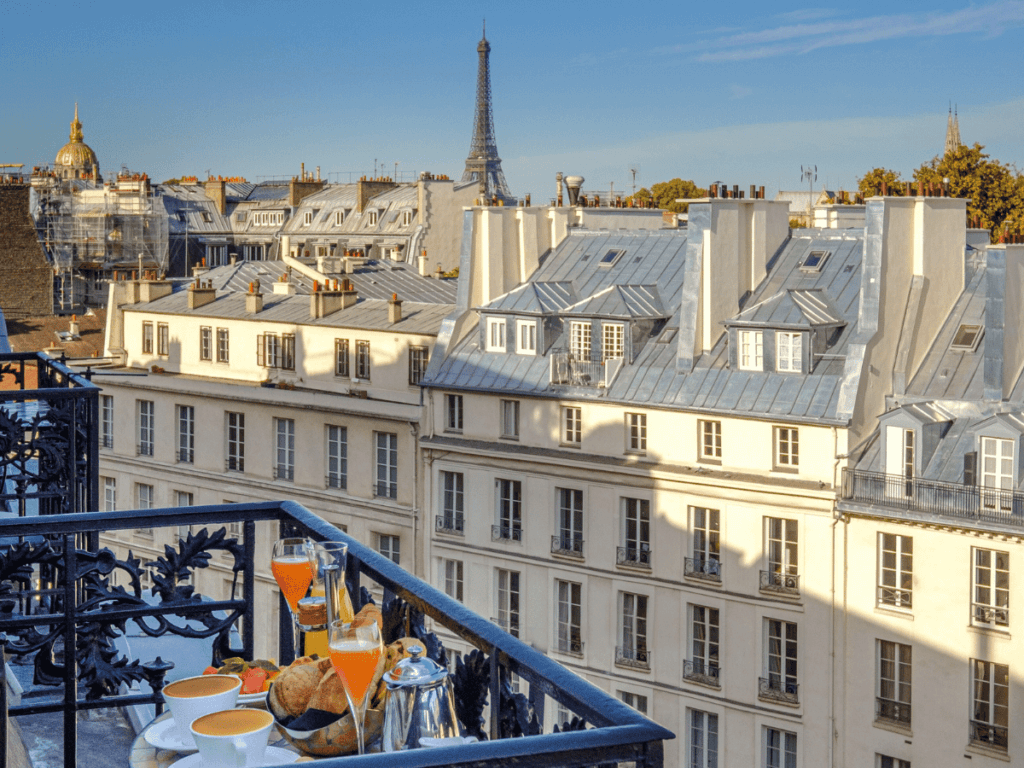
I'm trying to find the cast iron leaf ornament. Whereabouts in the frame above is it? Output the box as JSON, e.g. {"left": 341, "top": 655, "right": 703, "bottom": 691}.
{"left": 452, "top": 649, "right": 490, "bottom": 740}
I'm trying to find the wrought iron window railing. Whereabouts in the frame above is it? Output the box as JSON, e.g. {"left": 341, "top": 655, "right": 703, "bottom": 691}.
{"left": 551, "top": 535, "right": 584, "bottom": 558}
{"left": 684, "top": 556, "right": 721, "bottom": 582}
{"left": 0, "top": 502, "right": 672, "bottom": 768}
{"left": 374, "top": 481, "right": 398, "bottom": 499}
{"left": 972, "top": 603, "right": 1009, "bottom": 627}
{"left": 225, "top": 456, "right": 244, "bottom": 472}
{"left": 760, "top": 570, "right": 800, "bottom": 595}
{"left": 489, "top": 616, "right": 520, "bottom": 638}
{"left": 273, "top": 465, "right": 295, "bottom": 482}
{"left": 492, "top": 524, "right": 522, "bottom": 542}
{"left": 970, "top": 720, "right": 1008, "bottom": 750}
{"left": 878, "top": 586, "right": 912, "bottom": 609}
{"left": 177, "top": 447, "right": 193, "bottom": 463}
{"left": 556, "top": 635, "right": 584, "bottom": 656}
{"left": 875, "top": 697, "right": 911, "bottom": 725}
{"left": 325, "top": 473, "right": 346, "bottom": 490}
{"left": 617, "top": 546, "right": 652, "bottom": 569}
{"left": 683, "top": 659, "right": 720, "bottom": 687}
{"left": 137, "top": 442, "right": 154, "bottom": 457}
{"left": 437, "top": 514, "right": 465, "bottom": 535}
{"left": 615, "top": 645, "right": 651, "bottom": 670}
{"left": 758, "top": 676, "right": 799, "bottom": 704}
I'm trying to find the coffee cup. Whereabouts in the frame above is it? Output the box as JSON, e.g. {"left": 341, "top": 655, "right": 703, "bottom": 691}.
{"left": 190, "top": 708, "right": 275, "bottom": 767}
{"left": 162, "top": 674, "right": 242, "bottom": 747}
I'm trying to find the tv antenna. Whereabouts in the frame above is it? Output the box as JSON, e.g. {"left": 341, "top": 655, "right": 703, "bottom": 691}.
{"left": 800, "top": 164, "right": 817, "bottom": 218}
{"left": 628, "top": 163, "right": 641, "bottom": 196}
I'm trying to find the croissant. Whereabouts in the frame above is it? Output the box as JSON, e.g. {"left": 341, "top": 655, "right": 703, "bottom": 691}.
{"left": 270, "top": 659, "right": 326, "bottom": 718}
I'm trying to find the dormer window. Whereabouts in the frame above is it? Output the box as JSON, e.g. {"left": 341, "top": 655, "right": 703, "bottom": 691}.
{"left": 303, "top": 211, "right": 313, "bottom": 226}
{"left": 800, "top": 250, "right": 830, "bottom": 273}
{"left": 368, "top": 211, "right": 379, "bottom": 226}
{"left": 603, "top": 323, "right": 624, "bottom": 361}
{"left": 952, "top": 324, "right": 984, "bottom": 352}
{"left": 516, "top": 320, "right": 536, "bottom": 355}
{"left": 486, "top": 318, "right": 506, "bottom": 352}
{"left": 739, "top": 330, "right": 763, "bottom": 371}
{"left": 570, "top": 321, "right": 592, "bottom": 360}
{"left": 335, "top": 211, "right": 345, "bottom": 226}
{"left": 402, "top": 210, "right": 413, "bottom": 226}
{"left": 200, "top": 212, "right": 212, "bottom": 223}
{"left": 776, "top": 332, "right": 802, "bottom": 373}
{"left": 980, "top": 437, "right": 1015, "bottom": 511}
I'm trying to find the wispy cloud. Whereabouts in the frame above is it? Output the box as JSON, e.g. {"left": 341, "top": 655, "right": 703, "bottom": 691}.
{"left": 729, "top": 84, "right": 753, "bottom": 99}
{"left": 673, "top": 2, "right": 1024, "bottom": 62}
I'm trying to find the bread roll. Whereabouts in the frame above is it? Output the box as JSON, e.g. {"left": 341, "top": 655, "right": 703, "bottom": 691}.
{"left": 307, "top": 667, "right": 349, "bottom": 715}
{"left": 272, "top": 659, "right": 326, "bottom": 718}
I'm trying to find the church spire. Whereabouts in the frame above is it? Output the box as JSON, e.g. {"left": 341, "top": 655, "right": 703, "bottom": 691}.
{"left": 944, "top": 104, "right": 962, "bottom": 156}
{"left": 70, "top": 102, "right": 83, "bottom": 143}
{"left": 461, "top": 24, "right": 514, "bottom": 203}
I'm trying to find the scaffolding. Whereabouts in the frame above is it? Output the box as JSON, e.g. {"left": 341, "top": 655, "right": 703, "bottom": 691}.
{"left": 36, "top": 172, "right": 168, "bottom": 311}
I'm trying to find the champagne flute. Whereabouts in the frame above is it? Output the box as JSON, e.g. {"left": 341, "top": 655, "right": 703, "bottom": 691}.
{"left": 271, "top": 538, "right": 315, "bottom": 660}
{"left": 328, "top": 619, "right": 383, "bottom": 755}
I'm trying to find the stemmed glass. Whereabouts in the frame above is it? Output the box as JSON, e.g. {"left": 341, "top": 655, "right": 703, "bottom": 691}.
{"left": 328, "top": 619, "right": 383, "bottom": 755}
{"left": 271, "top": 538, "right": 315, "bottom": 660}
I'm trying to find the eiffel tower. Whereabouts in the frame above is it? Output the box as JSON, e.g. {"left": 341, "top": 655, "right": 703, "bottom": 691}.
{"left": 462, "top": 23, "right": 515, "bottom": 203}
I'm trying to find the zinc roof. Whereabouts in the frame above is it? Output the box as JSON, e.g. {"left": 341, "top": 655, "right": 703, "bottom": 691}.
{"left": 732, "top": 288, "right": 844, "bottom": 328}
{"left": 483, "top": 282, "right": 578, "bottom": 314}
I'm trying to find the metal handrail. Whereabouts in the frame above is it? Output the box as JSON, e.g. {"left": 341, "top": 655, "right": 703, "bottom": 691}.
{"left": 437, "top": 514, "right": 465, "bottom": 535}
{"left": 683, "top": 659, "right": 721, "bottom": 687}
{"left": 551, "top": 535, "right": 584, "bottom": 557}
{"left": 875, "top": 697, "right": 911, "bottom": 725}
{"left": 684, "top": 556, "right": 721, "bottom": 581}
{"left": 759, "top": 570, "right": 800, "bottom": 595}
{"left": 617, "top": 546, "right": 652, "bottom": 568}
{"left": 492, "top": 524, "right": 523, "bottom": 542}
{"left": 758, "top": 676, "right": 799, "bottom": 704}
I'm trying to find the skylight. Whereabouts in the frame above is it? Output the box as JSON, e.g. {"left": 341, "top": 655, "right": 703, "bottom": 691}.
{"left": 800, "top": 250, "right": 830, "bottom": 273}
{"left": 599, "top": 249, "right": 625, "bottom": 268}
{"left": 950, "top": 324, "right": 983, "bottom": 352}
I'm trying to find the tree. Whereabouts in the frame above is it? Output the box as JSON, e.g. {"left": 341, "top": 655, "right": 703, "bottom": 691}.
{"left": 857, "top": 168, "right": 904, "bottom": 198}
{"left": 625, "top": 178, "right": 707, "bottom": 213}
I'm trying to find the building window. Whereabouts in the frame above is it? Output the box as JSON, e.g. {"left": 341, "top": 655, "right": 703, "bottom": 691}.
{"left": 773, "top": 426, "right": 798, "bottom": 470}
{"left": 980, "top": 436, "right": 1014, "bottom": 511}
{"left": 243, "top": 244, "right": 266, "bottom": 262}
{"left": 102, "top": 477, "right": 116, "bottom": 512}
{"left": 334, "top": 210, "right": 344, "bottom": 226}
{"left": 335, "top": 339, "right": 349, "bottom": 377}
{"left": 100, "top": 395, "right": 114, "bottom": 449}
{"left": 157, "top": 323, "right": 169, "bottom": 356}
{"left": 258, "top": 333, "right": 295, "bottom": 370}
{"left": 618, "top": 592, "right": 649, "bottom": 668}
{"left": 303, "top": 211, "right": 312, "bottom": 225}
{"left": 761, "top": 619, "right": 798, "bottom": 703}
{"left": 619, "top": 691, "right": 648, "bottom": 716}
{"left": 764, "top": 728, "right": 797, "bottom": 768}
{"left": 274, "top": 418, "right": 295, "bottom": 481}
{"left": 688, "top": 710, "right": 719, "bottom": 768}
{"left": 402, "top": 210, "right": 413, "bottom": 227}
{"left": 877, "top": 640, "right": 912, "bottom": 727}
{"left": 176, "top": 490, "right": 193, "bottom": 507}
{"left": 377, "top": 534, "right": 400, "bottom": 564}
{"left": 445, "top": 394, "right": 463, "bottom": 432}
{"left": 495, "top": 568, "right": 520, "bottom": 637}
{"left": 973, "top": 548, "right": 1009, "bottom": 627}
{"left": 686, "top": 507, "right": 721, "bottom": 581}
{"left": 603, "top": 323, "right": 624, "bottom": 361}
{"left": 500, "top": 399, "right": 519, "bottom": 439}
{"left": 136, "top": 483, "right": 154, "bottom": 510}
{"left": 137, "top": 400, "right": 154, "bottom": 457}
{"left": 562, "top": 406, "right": 581, "bottom": 446}
{"left": 486, "top": 318, "right": 506, "bottom": 352}
{"left": 699, "top": 419, "right": 721, "bottom": 462}
{"left": 200, "top": 326, "right": 212, "bottom": 361}
{"left": 971, "top": 660, "right": 1009, "bottom": 751}
{"left": 226, "top": 412, "right": 244, "bottom": 472}
{"left": 438, "top": 471, "right": 465, "bottom": 534}
{"left": 762, "top": 517, "right": 799, "bottom": 594}
{"left": 516, "top": 320, "right": 536, "bottom": 354}
{"left": 555, "top": 580, "right": 583, "bottom": 655}
{"left": 877, "top": 757, "right": 910, "bottom": 768}
{"left": 142, "top": 321, "right": 154, "bottom": 354}
{"left": 739, "top": 330, "right": 763, "bottom": 371}
{"left": 494, "top": 479, "right": 522, "bottom": 541}
{"left": 878, "top": 533, "right": 912, "bottom": 608}
{"left": 355, "top": 341, "right": 370, "bottom": 379}
{"left": 619, "top": 498, "right": 651, "bottom": 568}
{"left": 554, "top": 488, "right": 584, "bottom": 557}
{"left": 570, "top": 321, "right": 592, "bottom": 361}
{"left": 216, "top": 328, "right": 229, "bottom": 363}
{"left": 207, "top": 244, "right": 225, "bottom": 266}
{"left": 686, "top": 606, "right": 720, "bottom": 687}
{"left": 368, "top": 211, "right": 378, "bottom": 226}
{"left": 443, "top": 559, "right": 463, "bottom": 601}
{"left": 177, "top": 405, "right": 194, "bottom": 463}
{"left": 374, "top": 432, "right": 398, "bottom": 499}
{"left": 626, "top": 412, "right": 647, "bottom": 453}
{"left": 776, "top": 331, "right": 801, "bottom": 372}
{"left": 326, "top": 425, "right": 347, "bottom": 489}
{"left": 409, "top": 346, "right": 429, "bottom": 385}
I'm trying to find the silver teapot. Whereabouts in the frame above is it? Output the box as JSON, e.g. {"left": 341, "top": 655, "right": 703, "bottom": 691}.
{"left": 382, "top": 645, "right": 460, "bottom": 751}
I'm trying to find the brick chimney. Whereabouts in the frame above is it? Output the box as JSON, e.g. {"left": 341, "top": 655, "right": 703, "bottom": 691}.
{"left": 205, "top": 178, "right": 226, "bottom": 215}
{"left": 245, "top": 280, "right": 264, "bottom": 314}
{"left": 357, "top": 178, "right": 398, "bottom": 213}
{"left": 388, "top": 293, "right": 402, "bottom": 324}
{"left": 188, "top": 279, "right": 217, "bottom": 309}
{"left": 310, "top": 279, "right": 357, "bottom": 318}
{"left": 138, "top": 276, "right": 173, "bottom": 303}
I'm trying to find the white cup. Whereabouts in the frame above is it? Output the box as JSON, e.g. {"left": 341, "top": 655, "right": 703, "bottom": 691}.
{"left": 162, "top": 674, "right": 242, "bottom": 747}
{"left": 190, "top": 708, "right": 275, "bottom": 767}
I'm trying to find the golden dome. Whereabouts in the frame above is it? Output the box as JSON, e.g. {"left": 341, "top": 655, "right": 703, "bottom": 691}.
{"left": 55, "top": 104, "right": 100, "bottom": 178}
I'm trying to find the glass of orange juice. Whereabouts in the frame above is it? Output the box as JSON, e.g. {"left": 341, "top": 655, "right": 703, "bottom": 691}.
{"left": 271, "top": 538, "right": 315, "bottom": 660}
{"left": 328, "top": 619, "right": 383, "bottom": 755}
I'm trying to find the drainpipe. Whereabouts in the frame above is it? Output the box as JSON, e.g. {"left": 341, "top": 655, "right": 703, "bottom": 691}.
{"left": 829, "top": 424, "right": 841, "bottom": 768}
{"left": 410, "top": 421, "right": 419, "bottom": 579}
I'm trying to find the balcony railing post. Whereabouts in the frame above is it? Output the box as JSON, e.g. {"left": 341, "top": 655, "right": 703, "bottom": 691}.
{"left": 62, "top": 535, "right": 78, "bottom": 768}
{"left": 243, "top": 520, "right": 256, "bottom": 659}
{"left": 489, "top": 649, "right": 500, "bottom": 741}
{"left": 0, "top": 640, "right": 7, "bottom": 767}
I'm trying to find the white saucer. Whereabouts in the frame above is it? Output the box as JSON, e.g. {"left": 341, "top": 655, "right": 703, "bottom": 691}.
{"left": 238, "top": 690, "right": 269, "bottom": 707}
{"left": 170, "top": 746, "right": 299, "bottom": 767}
{"left": 144, "top": 717, "right": 197, "bottom": 752}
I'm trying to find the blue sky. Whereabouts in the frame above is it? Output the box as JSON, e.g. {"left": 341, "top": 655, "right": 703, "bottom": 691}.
{"left": 3, "top": 1, "right": 1022, "bottom": 198}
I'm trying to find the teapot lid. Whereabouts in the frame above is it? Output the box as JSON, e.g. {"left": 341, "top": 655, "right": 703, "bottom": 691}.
{"left": 384, "top": 646, "right": 448, "bottom": 689}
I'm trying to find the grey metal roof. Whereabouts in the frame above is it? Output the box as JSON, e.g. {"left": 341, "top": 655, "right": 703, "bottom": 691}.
{"left": 732, "top": 288, "right": 844, "bottom": 328}
{"left": 563, "top": 285, "right": 666, "bottom": 319}
{"left": 244, "top": 183, "right": 291, "bottom": 202}
{"left": 482, "top": 282, "right": 578, "bottom": 314}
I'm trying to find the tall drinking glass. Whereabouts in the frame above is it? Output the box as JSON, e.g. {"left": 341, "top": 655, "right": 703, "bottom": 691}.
{"left": 328, "top": 619, "right": 383, "bottom": 755}
{"left": 271, "top": 538, "right": 315, "bottom": 660}
{"left": 313, "top": 542, "right": 355, "bottom": 627}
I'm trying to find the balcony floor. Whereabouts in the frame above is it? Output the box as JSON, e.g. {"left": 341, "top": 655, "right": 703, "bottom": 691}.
{"left": 13, "top": 709, "right": 134, "bottom": 768}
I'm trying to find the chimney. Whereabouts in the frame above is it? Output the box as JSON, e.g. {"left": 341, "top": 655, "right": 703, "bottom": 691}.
{"left": 556, "top": 172, "right": 564, "bottom": 207}
{"left": 246, "top": 280, "right": 264, "bottom": 313}
{"left": 985, "top": 244, "right": 1024, "bottom": 400}
{"left": 388, "top": 293, "right": 402, "bottom": 324}
{"left": 204, "top": 177, "right": 227, "bottom": 215}
{"left": 435, "top": 263, "right": 444, "bottom": 279}
{"left": 188, "top": 279, "right": 217, "bottom": 309}
{"left": 138, "top": 274, "right": 173, "bottom": 303}
{"left": 68, "top": 314, "right": 80, "bottom": 338}
{"left": 419, "top": 248, "right": 429, "bottom": 276}
{"left": 565, "top": 175, "right": 584, "bottom": 206}
{"left": 310, "top": 279, "right": 357, "bottom": 318}
{"left": 272, "top": 274, "right": 296, "bottom": 295}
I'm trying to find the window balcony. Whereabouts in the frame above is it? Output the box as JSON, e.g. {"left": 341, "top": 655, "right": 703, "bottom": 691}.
{"left": 273, "top": 465, "right": 294, "bottom": 482}
{"left": 551, "top": 535, "right": 584, "bottom": 558}
{"left": 137, "top": 443, "right": 154, "bottom": 457}
{"left": 177, "top": 448, "right": 193, "bottom": 463}
{"left": 760, "top": 570, "right": 800, "bottom": 596}
{"left": 617, "top": 546, "right": 652, "bottom": 569}
{"left": 325, "top": 473, "right": 346, "bottom": 490}
{"left": 100, "top": 435, "right": 113, "bottom": 449}
{"left": 970, "top": 720, "right": 1008, "bottom": 751}
{"left": 877, "top": 587, "right": 912, "bottom": 608}
{"left": 683, "top": 659, "right": 721, "bottom": 688}
{"left": 549, "top": 350, "right": 624, "bottom": 388}
{"left": 684, "top": 556, "right": 721, "bottom": 582}
{"left": 492, "top": 524, "right": 523, "bottom": 542}
{"left": 615, "top": 645, "right": 651, "bottom": 670}
{"left": 374, "top": 481, "right": 398, "bottom": 499}
{"left": 556, "top": 635, "right": 585, "bottom": 657}
{"left": 972, "top": 603, "right": 1009, "bottom": 627}
{"left": 436, "top": 514, "right": 465, "bottom": 536}
{"left": 875, "top": 697, "right": 911, "bottom": 726}
{"left": 758, "top": 676, "right": 799, "bottom": 705}
{"left": 225, "top": 456, "right": 244, "bottom": 472}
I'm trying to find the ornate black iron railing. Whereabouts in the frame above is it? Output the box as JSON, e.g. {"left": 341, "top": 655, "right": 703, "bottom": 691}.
{"left": 876, "top": 697, "right": 911, "bottom": 725}
{"left": 617, "top": 546, "right": 652, "bottom": 569}
{"left": 758, "top": 676, "right": 799, "bottom": 704}
{"left": 760, "top": 570, "right": 800, "bottom": 595}
{"left": 437, "top": 514, "right": 465, "bottom": 535}
{"left": 551, "top": 535, "right": 584, "bottom": 558}
{"left": 0, "top": 502, "right": 673, "bottom": 768}
{"left": 684, "top": 556, "right": 721, "bottom": 582}
{"left": 842, "top": 468, "right": 1024, "bottom": 527}
{"left": 0, "top": 352, "right": 98, "bottom": 519}
{"left": 683, "top": 659, "right": 720, "bottom": 687}
{"left": 615, "top": 645, "right": 650, "bottom": 670}
{"left": 556, "top": 635, "right": 584, "bottom": 656}
{"left": 970, "top": 720, "right": 1008, "bottom": 750}
{"left": 972, "top": 603, "right": 1009, "bottom": 626}
{"left": 492, "top": 524, "right": 522, "bottom": 542}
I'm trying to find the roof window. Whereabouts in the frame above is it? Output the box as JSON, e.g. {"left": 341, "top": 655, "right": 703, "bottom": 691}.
{"left": 599, "top": 249, "right": 625, "bottom": 268}
{"left": 800, "top": 250, "right": 830, "bottom": 273}
{"left": 951, "top": 324, "right": 984, "bottom": 352}
{"left": 236, "top": 213, "right": 246, "bottom": 223}
{"left": 200, "top": 212, "right": 212, "bottom": 223}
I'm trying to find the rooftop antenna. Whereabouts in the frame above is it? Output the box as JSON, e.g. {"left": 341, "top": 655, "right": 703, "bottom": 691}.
{"left": 800, "top": 164, "right": 817, "bottom": 220}
{"left": 629, "top": 163, "right": 641, "bottom": 196}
